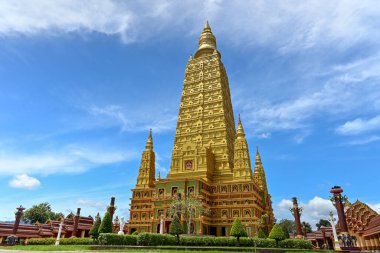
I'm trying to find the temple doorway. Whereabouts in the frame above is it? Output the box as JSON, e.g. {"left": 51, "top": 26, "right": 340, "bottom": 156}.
{"left": 210, "top": 226, "right": 217, "bottom": 236}
{"left": 221, "top": 227, "right": 226, "bottom": 236}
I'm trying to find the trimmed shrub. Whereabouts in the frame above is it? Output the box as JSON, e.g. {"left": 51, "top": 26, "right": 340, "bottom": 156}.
{"left": 131, "top": 231, "right": 139, "bottom": 235}
{"left": 230, "top": 218, "right": 247, "bottom": 244}
{"left": 258, "top": 228, "right": 267, "bottom": 238}
{"left": 60, "top": 238, "right": 93, "bottom": 245}
{"left": 27, "top": 238, "right": 55, "bottom": 245}
{"left": 98, "top": 233, "right": 137, "bottom": 245}
{"left": 98, "top": 211, "right": 113, "bottom": 234}
{"left": 90, "top": 214, "right": 101, "bottom": 239}
{"left": 180, "top": 236, "right": 275, "bottom": 248}
{"left": 137, "top": 233, "right": 176, "bottom": 246}
{"left": 27, "top": 237, "right": 93, "bottom": 245}
{"left": 169, "top": 214, "right": 183, "bottom": 243}
{"left": 254, "top": 237, "right": 276, "bottom": 248}
{"left": 269, "top": 224, "right": 286, "bottom": 246}
{"left": 278, "top": 239, "right": 313, "bottom": 249}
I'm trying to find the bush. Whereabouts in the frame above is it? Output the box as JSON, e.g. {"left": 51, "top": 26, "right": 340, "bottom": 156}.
{"left": 28, "top": 238, "right": 55, "bottom": 245}
{"left": 98, "top": 233, "right": 137, "bottom": 245}
{"left": 137, "top": 233, "right": 176, "bottom": 246}
{"left": 59, "top": 238, "right": 93, "bottom": 245}
{"left": 90, "top": 214, "right": 101, "bottom": 239}
{"left": 230, "top": 218, "right": 247, "bottom": 243}
{"left": 27, "top": 237, "right": 94, "bottom": 245}
{"left": 169, "top": 214, "right": 183, "bottom": 243}
{"left": 131, "top": 231, "right": 139, "bottom": 235}
{"left": 269, "top": 224, "right": 286, "bottom": 246}
{"left": 278, "top": 239, "right": 313, "bottom": 249}
{"left": 98, "top": 211, "right": 113, "bottom": 234}
{"left": 258, "top": 228, "right": 267, "bottom": 238}
{"left": 179, "top": 236, "right": 275, "bottom": 248}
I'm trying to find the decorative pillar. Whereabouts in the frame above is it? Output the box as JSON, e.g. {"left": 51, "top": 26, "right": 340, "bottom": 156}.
{"left": 375, "top": 235, "right": 380, "bottom": 250}
{"left": 371, "top": 236, "right": 376, "bottom": 250}
{"left": 330, "top": 186, "right": 349, "bottom": 234}
{"left": 328, "top": 211, "right": 341, "bottom": 251}
{"left": 13, "top": 205, "right": 25, "bottom": 235}
{"left": 290, "top": 197, "right": 303, "bottom": 238}
{"left": 108, "top": 197, "right": 116, "bottom": 221}
{"left": 72, "top": 208, "right": 81, "bottom": 237}
{"left": 81, "top": 230, "right": 85, "bottom": 238}
{"left": 365, "top": 237, "right": 371, "bottom": 250}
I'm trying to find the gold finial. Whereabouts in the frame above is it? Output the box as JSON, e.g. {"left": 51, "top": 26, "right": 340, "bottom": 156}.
{"left": 236, "top": 114, "right": 245, "bottom": 139}
{"left": 146, "top": 129, "right": 153, "bottom": 150}
{"left": 195, "top": 21, "right": 217, "bottom": 58}
{"left": 157, "top": 171, "right": 161, "bottom": 180}
{"left": 204, "top": 20, "right": 210, "bottom": 30}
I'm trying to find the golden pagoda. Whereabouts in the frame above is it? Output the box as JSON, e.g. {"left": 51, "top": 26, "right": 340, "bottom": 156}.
{"left": 128, "top": 22, "right": 274, "bottom": 236}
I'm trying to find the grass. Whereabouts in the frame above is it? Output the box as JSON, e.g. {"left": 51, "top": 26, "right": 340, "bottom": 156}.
{"left": 0, "top": 245, "right": 335, "bottom": 253}
{"left": 0, "top": 245, "right": 92, "bottom": 251}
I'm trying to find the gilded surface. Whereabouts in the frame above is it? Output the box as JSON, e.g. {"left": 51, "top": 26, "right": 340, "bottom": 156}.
{"left": 128, "top": 22, "right": 274, "bottom": 236}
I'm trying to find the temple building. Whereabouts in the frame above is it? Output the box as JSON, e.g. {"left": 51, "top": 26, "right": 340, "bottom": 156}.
{"left": 297, "top": 187, "right": 380, "bottom": 250}
{"left": 0, "top": 207, "right": 93, "bottom": 244}
{"left": 128, "top": 22, "right": 274, "bottom": 236}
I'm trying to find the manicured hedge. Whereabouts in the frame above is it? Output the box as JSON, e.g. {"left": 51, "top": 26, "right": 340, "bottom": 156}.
{"left": 136, "top": 234, "right": 276, "bottom": 248}
{"left": 137, "top": 233, "right": 177, "bottom": 246}
{"left": 27, "top": 234, "right": 310, "bottom": 249}
{"left": 98, "top": 233, "right": 137, "bottom": 245}
{"left": 27, "top": 237, "right": 93, "bottom": 245}
{"left": 28, "top": 238, "right": 55, "bottom": 245}
{"left": 278, "top": 239, "right": 313, "bottom": 249}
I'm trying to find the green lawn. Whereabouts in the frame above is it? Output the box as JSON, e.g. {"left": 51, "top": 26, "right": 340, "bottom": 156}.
{"left": 0, "top": 245, "right": 92, "bottom": 251}
{"left": 0, "top": 245, "right": 334, "bottom": 253}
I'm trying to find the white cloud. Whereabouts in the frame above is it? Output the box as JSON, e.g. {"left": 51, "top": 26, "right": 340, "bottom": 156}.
{"left": 0, "top": 144, "right": 137, "bottom": 176}
{"left": 240, "top": 53, "right": 380, "bottom": 136}
{"left": 275, "top": 196, "right": 336, "bottom": 229}
{"left": 368, "top": 203, "right": 380, "bottom": 213}
{"left": 336, "top": 115, "right": 380, "bottom": 135}
{"left": 88, "top": 104, "right": 177, "bottom": 133}
{"left": 76, "top": 199, "right": 107, "bottom": 210}
{"left": 9, "top": 174, "right": 41, "bottom": 190}
{"left": 346, "top": 135, "right": 380, "bottom": 146}
{"left": 0, "top": 0, "right": 379, "bottom": 51}
{"left": 257, "top": 132, "right": 271, "bottom": 139}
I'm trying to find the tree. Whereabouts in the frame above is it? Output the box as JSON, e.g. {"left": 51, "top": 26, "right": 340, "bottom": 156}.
{"left": 169, "top": 194, "right": 209, "bottom": 235}
{"left": 301, "top": 221, "right": 313, "bottom": 234}
{"left": 316, "top": 219, "right": 331, "bottom": 230}
{"left": 269, "top": 224, "right": 286, "bottom": 246}
{"left": 259, "top": 213, "right": 269, "bottom": 236}
{"left": 98, "top": 211, "right": 113, "bottom": 234}
{"left": 230, "top": 218, "right": 247, "bottom": 244}
{"left": 90, "top": 214, "right": 101, "bottom": 239}
{"left": 169, "top": 214, "right": 183, "bottom": 244}
{"left": 278, "top": 219, "right": 296, "bottom": 238}
{"left": 258, "top": 228, "right": 267, "bottom": 238}
{"left": 23, "top": 202, "right": 63, "bottom": 224}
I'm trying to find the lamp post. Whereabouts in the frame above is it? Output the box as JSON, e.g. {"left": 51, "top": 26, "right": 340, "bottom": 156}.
{"left": 328, "top": 211, "right": 341, "bottom": 251}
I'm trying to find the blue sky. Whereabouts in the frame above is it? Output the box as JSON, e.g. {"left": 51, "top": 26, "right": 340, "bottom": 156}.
{"left": 1, "top": 0, "right": 380, "bottom": 227}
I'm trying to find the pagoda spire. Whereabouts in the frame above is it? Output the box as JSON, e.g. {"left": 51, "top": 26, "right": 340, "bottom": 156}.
{"left": 135, "top": 129, "right": 156, "bottom": 188}
{"left": 233, "top": 115, "right": 252, "bottom": 181}
{"left": 145, "top": 128, "right": 153, "bottom": 150}
{"left": 194, "top": 21, "right": 217, "bottom": 58}
{"left": 253, "top": 147, "right": 267, "bottom": 192}
{"left": 236, "top": 114, "right": 245, "bottom": 139}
